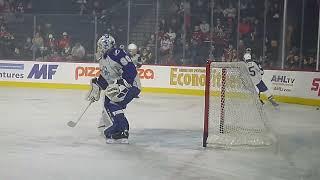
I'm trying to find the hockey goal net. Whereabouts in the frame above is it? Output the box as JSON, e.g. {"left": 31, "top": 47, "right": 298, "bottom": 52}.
{"left": 203, "top": 61, "right": 274, "bottom": 148}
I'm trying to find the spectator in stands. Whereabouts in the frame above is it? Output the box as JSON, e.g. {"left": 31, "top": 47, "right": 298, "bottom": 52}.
{"left": 69, "top": 42, "right": 85, "bottom": 61}
{"left": 22, "top": 37, "right": 32, "bottom": 58}
{"left": 15, "top": 2, "right": 24, "bottom": 13}
{"left": 191, "top": 25, "right": 203, "bottom": 45}
{"left": 0, "top": 24, "right": 14, "bottom": 57}
{"left": 46, "top": 34, "right": 57, "bottom": 55}
{"left": 285, "top": 50, "right": 297, "bottom": 69}
{"left": 62, "top": 44, "right": 71, "bottom": 57}
{"left": 31, "top": 32, "right": 44, "bottom": 60}
{"left": 292, "top": 55, "right": 300, "bottom": 69}
{"left": 166, "top": 27, "right": 176, "bottom": 43}
{"left": 222, "top": 44, "right": 234, "bottom": 62}
{"left": 231, "top": 49, "right": 238, "bottom": 62}
{"left": 58, "top": 32, "right": 71, "bottom": 55}
{"left": 141, "top": 46, "right": 153, "bottom": 64}
{"left": 160, "top": 34, "right": 173, "bottom": 56}
{"left": 159, "top": 18, "right": 168, "bottom": 32}
{"left": 0, "top": 24, "right": 12, "bottom": 38}
{"left": 214, "top": 18, "right": 224, "bottom": 33}
{"left": 159, "top": 34, "right": 174, "bottom": 65}
{"left": 199, "top": 20, "right": 210, "bottom": 39}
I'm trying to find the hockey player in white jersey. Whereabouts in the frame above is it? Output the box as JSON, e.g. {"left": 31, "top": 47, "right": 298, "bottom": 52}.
{"left": 244, "top": 48, "right": 279, "bottom": 107}
{"left": 127, "top": 43, "right": 142, "bottom": 98}
{"left": 87, "top": 34, "right": 141, "bottom": 144}
{"left": 127, "top": 43, "right": 142, "bottom": 68}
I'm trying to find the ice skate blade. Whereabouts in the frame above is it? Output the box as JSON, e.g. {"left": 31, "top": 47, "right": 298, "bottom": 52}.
{"left": 106, "top": 138, "right": 129, "bottom": 144}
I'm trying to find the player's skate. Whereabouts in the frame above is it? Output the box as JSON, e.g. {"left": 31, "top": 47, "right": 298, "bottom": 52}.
{"left": 268, "top": 96, "right": 279, "bottom": 107}
{"left": 106, "top": 130, "right": 129, "bottom": 144}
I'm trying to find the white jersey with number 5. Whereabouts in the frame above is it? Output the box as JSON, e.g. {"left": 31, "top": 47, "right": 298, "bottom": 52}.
{"left": 246, "top": 61, "right": 264, "bottom": 85}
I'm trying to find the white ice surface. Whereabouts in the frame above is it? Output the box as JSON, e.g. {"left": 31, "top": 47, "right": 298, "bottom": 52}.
{"left": 0, "top": 87, "right": 319, "bottom": 180}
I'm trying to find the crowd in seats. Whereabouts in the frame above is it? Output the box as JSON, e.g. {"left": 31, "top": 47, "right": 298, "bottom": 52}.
{"left": 28, "top": 30, "right": 87, "bottom": 62}
{"left": 0, "top": 24, "right": 15, "bottom": 58}
{"left": 0, "top": 0, "right": 318, "bottom": 71}
{"left": 284, "top": 48, "right": 317, "bottom": 71}
{"left": 0, "top": 0, "right": 122, "bottom": 62}
{"left": 143, "top": 0, "right": 240, "bottom": 66}
{"left": 0, "top": 0, "right": 32, "bottom": 14}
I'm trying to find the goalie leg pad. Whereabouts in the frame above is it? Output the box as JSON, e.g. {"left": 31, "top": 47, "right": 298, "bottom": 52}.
{"left": 103, "top": 100, "right": 129, "bottom": 139}
{"left": 86, "top": 78, "right": 101, "bottom": 102}
{"left": 103, "top": 113, "right": 129, "bottom": 139}
{"left": 97, "top": 108, "right": 113, "bottom": 133}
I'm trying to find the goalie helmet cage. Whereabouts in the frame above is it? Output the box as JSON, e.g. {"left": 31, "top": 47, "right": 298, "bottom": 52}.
{"left": 202, "top": 61, "right": 274, "bottom": 148}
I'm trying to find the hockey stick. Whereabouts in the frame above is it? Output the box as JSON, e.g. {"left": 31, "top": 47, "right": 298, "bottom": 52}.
{"left": 67, "top": 100, "right": 93, "bottom": 127}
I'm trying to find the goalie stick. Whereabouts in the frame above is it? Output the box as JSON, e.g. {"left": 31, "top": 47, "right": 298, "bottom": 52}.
{"left": 67, "top": 100, "right": 93, "bottom": 127}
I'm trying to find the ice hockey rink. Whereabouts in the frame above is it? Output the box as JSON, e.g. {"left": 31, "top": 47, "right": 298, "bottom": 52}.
{"left": 0, "top": 87, "right": 319, "bottom": 180}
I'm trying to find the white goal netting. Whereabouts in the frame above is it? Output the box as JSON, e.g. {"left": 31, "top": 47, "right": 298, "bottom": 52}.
{"left": 203, "top": 61, "right": 275, "bottom": 148}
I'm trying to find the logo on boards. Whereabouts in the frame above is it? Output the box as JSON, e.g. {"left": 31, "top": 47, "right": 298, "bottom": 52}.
{"left": 27, "top": 64, "right": 58, "bottom": 80}
{"left": 0, "top": 63, "right": 24, "bottom": 79}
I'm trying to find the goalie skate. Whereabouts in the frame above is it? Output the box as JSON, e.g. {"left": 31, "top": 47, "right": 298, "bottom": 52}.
{"left": 106, "top": 130, "right": 129, "bottom": 144}
{"left": 106, "top": 138, "right": 129, "bottom": 144}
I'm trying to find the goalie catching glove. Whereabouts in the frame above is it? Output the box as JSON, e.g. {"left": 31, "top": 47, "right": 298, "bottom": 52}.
{"left": 105, "top": 79, "right": 131, "bottom": 103}
{"left": 86, "top": 78, "right": 101, "bottom": 102}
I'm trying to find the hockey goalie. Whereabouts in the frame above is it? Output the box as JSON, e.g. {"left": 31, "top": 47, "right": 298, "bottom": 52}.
{"left": 87, "top": 34, "right": 141, "bottom": 144}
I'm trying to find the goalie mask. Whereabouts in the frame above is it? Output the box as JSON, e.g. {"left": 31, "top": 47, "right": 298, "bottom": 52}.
{"left": 127, "top": 43, "right": 138, "bottom": 56}
{"left": 96, "top": 34, "right": 115, "bottom": 61}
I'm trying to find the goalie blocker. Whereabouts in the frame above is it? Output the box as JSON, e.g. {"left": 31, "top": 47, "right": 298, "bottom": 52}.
{"left": 203, "top": 61, "right": 275, "bottom": 148}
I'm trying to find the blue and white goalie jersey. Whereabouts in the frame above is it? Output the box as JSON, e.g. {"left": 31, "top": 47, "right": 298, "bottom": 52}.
{"left": 246, "top": 60, "right": 264, "bottom": 86}
{"left": 97, "top": 48, "right": 141, "bottom": 90}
